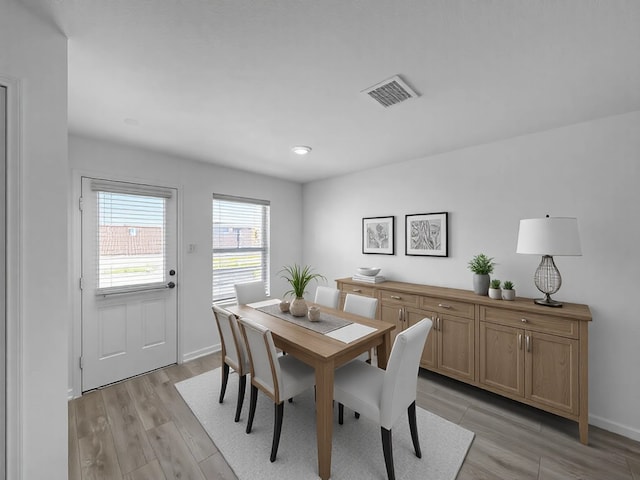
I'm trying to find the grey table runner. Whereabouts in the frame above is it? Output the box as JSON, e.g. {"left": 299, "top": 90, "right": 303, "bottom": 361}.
{"left": 256, "top": 303, "right": 352, "bottom": 334}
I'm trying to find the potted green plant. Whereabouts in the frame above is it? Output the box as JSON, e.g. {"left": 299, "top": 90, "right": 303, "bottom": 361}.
{"left": 467, "top": 253, "right": 496, "bottom": 296}
{"left": 279, "top": 264, "right": 326, "bottom": 317}
{"left": 502, "top": 280, "right": 516, "bottom": 301}
{"left": 489, "top": 279, "right": 502, "bottom": 299}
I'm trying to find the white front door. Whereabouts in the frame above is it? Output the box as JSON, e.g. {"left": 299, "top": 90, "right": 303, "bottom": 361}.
{"left": 81, "top": 177, "right": 178, "bottom": 391}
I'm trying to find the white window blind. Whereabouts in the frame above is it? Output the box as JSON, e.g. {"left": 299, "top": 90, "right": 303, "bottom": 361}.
{"left": 96, "top": 190, "right": 167, "bottom": 292}
{"left": 212, "top": 194, "right": 270, "bottom": 303}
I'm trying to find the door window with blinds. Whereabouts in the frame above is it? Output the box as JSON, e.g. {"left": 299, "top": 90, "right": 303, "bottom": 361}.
{"left": 212, "top": 194, "right": 270, "bottom": 303}
{"left": 92, "top": 179, "right": 172, "bottom": 294}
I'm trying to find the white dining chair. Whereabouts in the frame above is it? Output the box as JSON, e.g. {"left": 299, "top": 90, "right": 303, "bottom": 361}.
{"left": 334, "top": 318, "right": 433, "bottom": 480}
{"left": 212, "top": 305, "right": 250, "bottom": 422}
{"left": 238, "top": 317, "right": 316, "bottom": 462}
{"left": 314, "top": 285, "right": 340, "bottom": 309}
{"left": 234, "top": 281, "right": 268, "bottom": 305}
{"left": 343, "top": 293, "right": 378, "bottom": 319}
{"left": 343, "top": 293, "right": 378, "bottom": 363}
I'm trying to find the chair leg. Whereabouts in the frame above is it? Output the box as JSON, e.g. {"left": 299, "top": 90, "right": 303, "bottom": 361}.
{"left": 381, "top": 427, "right": 395, "bottom": 480}
{"left": 246, "top": 385, "right": 258, "bottom": 434}
{"left": 270, "top": 402, "right": 284, "bottom": 462}
{"left": 219, "top": 363, "right": 230, "bottom": 403}
{"left": 408, "top": 401, "right": 422, "bottom": 458}
{"left": 234, "top": 374, "right": 246, "bottom": 422}
{"left": 338, "top": 403, "right": 344, "bottom": 425}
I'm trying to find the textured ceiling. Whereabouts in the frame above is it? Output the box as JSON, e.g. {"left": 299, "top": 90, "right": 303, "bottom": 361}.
{"left": 19, "top": 0, "right": 640, "bottom": 183}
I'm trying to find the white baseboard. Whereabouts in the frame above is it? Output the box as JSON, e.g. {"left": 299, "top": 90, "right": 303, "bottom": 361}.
{"left": 182, "top": 343, "right": 221, "bottom": 363}
{"left": 589, "top": 413, "right": 640, "bottom": 442}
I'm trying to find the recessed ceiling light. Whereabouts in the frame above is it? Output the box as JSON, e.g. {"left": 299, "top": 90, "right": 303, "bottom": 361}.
{"left": 291, "top": 145, "right": 312, "bottom": 155}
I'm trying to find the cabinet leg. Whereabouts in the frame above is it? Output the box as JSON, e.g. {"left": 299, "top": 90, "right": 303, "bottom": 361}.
{"left": 579, "top": 418, "right": 589, "bottom": 445}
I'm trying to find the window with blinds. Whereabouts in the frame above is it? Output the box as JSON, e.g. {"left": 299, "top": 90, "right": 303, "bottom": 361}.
{"left": 212, "top": 194, "right": 270, "bottom": 303}
{"left": 95, "top": 184, "right": 169, "bottom": 292}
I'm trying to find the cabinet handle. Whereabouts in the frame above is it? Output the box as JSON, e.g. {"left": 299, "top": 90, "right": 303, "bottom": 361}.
{"left": 526, "top": 335, "right": 531, "bottom": 352}
{"left": 390, "top": 295, "right": 401, "bottom": 300}
{"left": 437, "top": 317, "right": 441, "bottom": 331}
{"left": 518, "top": 333, "right": 522, "bottom": 350}
{"left": 438, "top": 303, "right": 451, "bottom": 309}
{"left": 398, "top": 308, "right": 403, "bottom": 323}
{"left": 521, "top": 318, "right": 528, "bottom": 323}
{"left": 352, "top": 289, "right": 361, "bottom": 293}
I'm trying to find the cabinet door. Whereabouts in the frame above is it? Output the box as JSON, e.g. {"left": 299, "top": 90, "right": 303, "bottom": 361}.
{"left": 479, "top": 322, "right": 525, "bottom": 397}
{"left": 525, "top": 330, "right": 579, "bottom": 415}
{"left": 380, "top": 302, "right": 405, "bottom": 345}
{"left": 406, "top": 309, "right": 436, "bottom": 369}
{"left": 439, "top": 314, "right": 475, "bottom": 381}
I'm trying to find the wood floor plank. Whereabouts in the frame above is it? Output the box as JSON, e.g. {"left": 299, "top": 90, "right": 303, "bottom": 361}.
{"left": 69, "top": 400, "right": 82, "bottom": 480}
{"left": 199, "top": 452, "right": 238, "bottom": 480}
{"left": 101, "top": 381, "right": 156, "bottom": 474}
{"left": 123, "top": 459, "right": 167, "bottom": 480}
{"left": 456, "top": 435, "right": 540, "bottom": 480}
{"left": 148, "top": 370, "right": 218, "bottom": 462}
{"left": 147, "top": 421, "right": 206, "bottom": 480}
{"left": 75, "top": 390, "right": 108, "bottom": 440}
{"left": 125, "top": 375, "right": 172, "bottom": 430}
{"left": 77, "top": 415, "right": 123, "bottom": 480}
{"left": 69, "top": 353, "right": 640, "bottom": 480}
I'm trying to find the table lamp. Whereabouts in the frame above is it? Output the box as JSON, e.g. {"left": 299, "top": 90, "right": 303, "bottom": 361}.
{"left": 516, "top": 216, "right": 582, "bottom": 307}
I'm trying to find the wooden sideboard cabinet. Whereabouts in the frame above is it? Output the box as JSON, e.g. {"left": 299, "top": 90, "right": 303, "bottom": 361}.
{"left": 336, "top": 277, "right": 592, "bottom": 444}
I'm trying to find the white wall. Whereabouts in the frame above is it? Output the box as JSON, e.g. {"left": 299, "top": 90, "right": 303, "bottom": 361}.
{"left": 0, "top": 0, "right": 69, "bottom": 478}
{"left": 69, "top": 135, "right": 303, "bottom": 392}
{"left": 303, "top": 110, "right": 640, "bottom": 441}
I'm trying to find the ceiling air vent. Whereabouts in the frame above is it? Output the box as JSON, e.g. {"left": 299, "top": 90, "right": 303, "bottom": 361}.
{"left": 361, "top": 75, "right": 419, "bottom": 108}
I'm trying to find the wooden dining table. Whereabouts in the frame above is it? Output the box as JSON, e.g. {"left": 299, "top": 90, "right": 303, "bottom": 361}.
{"left": 228, "top": 301, "right": 395, "bottom": 480}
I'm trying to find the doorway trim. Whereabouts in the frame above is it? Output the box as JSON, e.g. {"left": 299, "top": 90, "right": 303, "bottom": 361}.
{"left": 1, "top": 73, "right": 23, "bottom": 480}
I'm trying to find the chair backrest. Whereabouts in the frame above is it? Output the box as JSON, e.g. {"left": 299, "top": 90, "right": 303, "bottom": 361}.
{"left": 234, "top": 281, "right": 267, "bottom": 305}
{"left": 314, "top": 286, "right": 340, "bottom": 309}
{"left": 238, "top": 317, "right": 282, "bottom": 402}
{"left": 212, "top": 305, "right": 248, "bottom": 375}
{"left": 380, "top": 318, "right": 433, "bottom": 429}
{"left": 343, "top": 293, "right": 378, "bottom": 319}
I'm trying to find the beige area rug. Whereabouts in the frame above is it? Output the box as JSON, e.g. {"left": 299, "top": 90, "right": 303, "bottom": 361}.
{"left": 176, "top": 369, "right": 474, "bottom": 480}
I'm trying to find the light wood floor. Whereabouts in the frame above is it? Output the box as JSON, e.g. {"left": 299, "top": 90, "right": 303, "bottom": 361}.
{"left": 69, "top": 352, "right": 640, "bottom": 480}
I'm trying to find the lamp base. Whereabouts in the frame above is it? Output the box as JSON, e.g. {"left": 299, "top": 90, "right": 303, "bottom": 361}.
{"left": 534, "top": 296, "right": 563, "bottom": 308}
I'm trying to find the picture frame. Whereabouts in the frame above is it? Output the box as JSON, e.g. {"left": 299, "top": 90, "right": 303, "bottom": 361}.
{"left": 405, "top": 212, "right": 448, "bottom": 257}
{"left": 362, "top": 216, "right": 395, "bottom": 255}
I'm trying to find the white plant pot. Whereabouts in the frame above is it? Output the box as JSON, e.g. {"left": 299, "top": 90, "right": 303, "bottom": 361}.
{"left": 502, "top": 289, "right": 516, "bottom": 301}
{"left": 289, "top": 297, "right": 308, "bottom": 317}
{"left": 488, "top": 288, "right": 502, "bottom": 300}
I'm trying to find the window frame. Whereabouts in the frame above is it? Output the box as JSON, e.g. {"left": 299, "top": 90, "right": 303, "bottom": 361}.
{"left": 212, "top": 194, "right": 270, "bottom": 303}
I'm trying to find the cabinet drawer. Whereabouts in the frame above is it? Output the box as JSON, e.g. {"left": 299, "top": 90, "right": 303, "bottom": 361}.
{"left": 420, "top": 296, "right": 475, "bottom": 319}
{"left": 378, "top": 290, "right": 419, "bottom": 307}
{"left": 480, "top": 306, "right": 579, "bottom": 338}
{"left": 340, "top": 284, "right": 376, "bottom": 297}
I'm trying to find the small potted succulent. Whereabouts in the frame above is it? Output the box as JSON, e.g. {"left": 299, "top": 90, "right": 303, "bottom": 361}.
{"left": 489, "top": 279, "right": 502, "bottom": 299}
{"left": 279, "top": 264, "right": 326, "bottom": 317}
{"left": 467, "top": 253, "right": 496, "bottom": 296}
{"left": 502, "top": 280, "right": 516, "bottom": 301}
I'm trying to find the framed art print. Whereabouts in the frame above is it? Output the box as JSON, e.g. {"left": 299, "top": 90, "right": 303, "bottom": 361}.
{"left": 362, "top": 216, "right": 395, "bottom": 255}
{"left": 405, "top": 212, "right": 448, "bottom": 257}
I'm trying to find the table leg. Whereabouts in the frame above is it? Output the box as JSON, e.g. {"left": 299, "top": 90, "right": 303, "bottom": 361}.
{"left": 315, "top": 361, "right": 334, "bottom": 480}
{"left": 376, "top": 331, "right": 392, "bottom": 369}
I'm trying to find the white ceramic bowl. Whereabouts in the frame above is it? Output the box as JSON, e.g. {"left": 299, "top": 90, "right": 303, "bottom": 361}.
{"left": 357, "top": 267, "right": 380, "bottom": 277}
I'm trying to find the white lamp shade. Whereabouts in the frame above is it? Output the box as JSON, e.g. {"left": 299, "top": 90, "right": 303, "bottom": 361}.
{"left": 516, "top": 217, "right": 582, "bottom": 256}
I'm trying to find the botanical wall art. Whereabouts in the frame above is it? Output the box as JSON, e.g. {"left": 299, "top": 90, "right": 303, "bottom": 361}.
{"left": 405, "top": 212, "right": 448, "bottom": 257}
{"left": 362, "top": 216, "right": 395, "bottom": 255}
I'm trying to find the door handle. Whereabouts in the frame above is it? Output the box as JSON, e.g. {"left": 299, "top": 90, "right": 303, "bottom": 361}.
{"left": 167, "top": 282, "right": 176, "bottom": 289}
{"left": 526, "top": 335, "right": 531, "bottom": 352}
{"left": 518, "top": 333, "right": 522, "bottom": 350}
